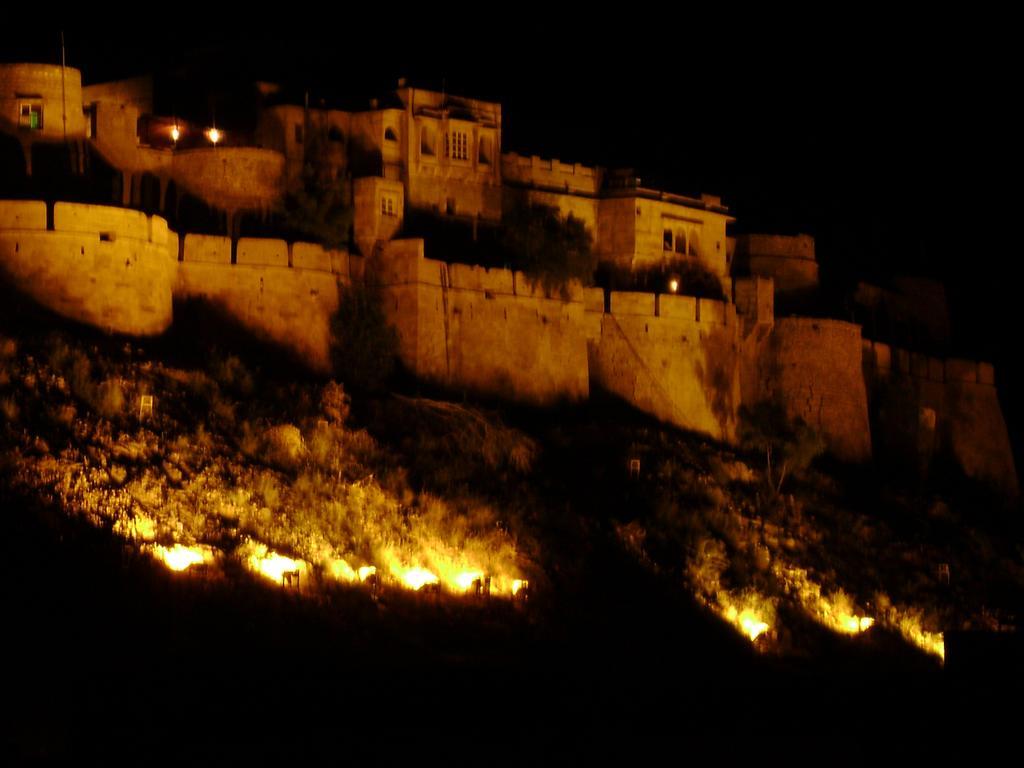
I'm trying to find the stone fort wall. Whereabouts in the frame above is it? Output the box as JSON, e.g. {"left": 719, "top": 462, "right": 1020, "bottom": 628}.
{"left": 0, "top": 201, "right": 173, "bottom": 335}
{"left": 862, "top": 340, "right": 1018, "bottom": 495}
{"left": 742, "top": 316, "right": 873, "bottom": 463}
{"left": 586, "top": 289, "right": 741, "bottom": 443}
{"left": 1, "top": 199, "right": 1017, "bottom": 489}
{"left": 368, "top": 239, "right": 590, "bottom": 405}
{"left": 173, "top": 234, "right": 350, "bottom": 373}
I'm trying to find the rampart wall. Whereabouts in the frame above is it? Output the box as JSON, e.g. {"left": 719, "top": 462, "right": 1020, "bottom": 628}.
{"left": 370, "top": 239, "right": 590, "bottom": 405}
{"left": 501, "top": 153, "right": 601, "bottom": 195}
{"left": 587, "top": 290, "right": 741, "bottom": 442}
{"left": 175, "top": 236, "right": 349, "bottom": 373}
{"left": 2, "top": 200, "right": 1015, "bottom": 489}
{"left": 0, "top": 201, "right": 173, "bottom": 334}
{"left": 743, "top": 317, "right": 872, "bottom": 462}
{"left": 862, "top": 340, "right": 1018, "bottom": 495}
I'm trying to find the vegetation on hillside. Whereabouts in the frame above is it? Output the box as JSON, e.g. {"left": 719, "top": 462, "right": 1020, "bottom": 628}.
{"left": 1, "top": 301, "right": 1021, "bottom": 669}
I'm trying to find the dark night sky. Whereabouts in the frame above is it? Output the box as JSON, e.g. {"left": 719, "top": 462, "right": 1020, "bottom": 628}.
{"left": 3, "top": 19, "right": 1021, "bottom": 457}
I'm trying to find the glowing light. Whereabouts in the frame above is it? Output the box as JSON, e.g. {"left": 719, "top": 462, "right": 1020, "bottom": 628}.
{"left": 738, "top": 611, "right": 770, "bottom": 641}
{"left": 170, "top": 125, "right": 181, "bottom": 142}
{"left": 241, "top": 541, "right": 305, "bottom": 585}
{"left": 668, "top": 279, "right": 679, "bottom": 293}
{"left": 400, "top": 567, "right": 439, "bottom": 591}
{"left": 149, "top": 543, "right": 212, "bottom": 572}
{"left": 327, "top": 558, "right": 357, "bottom": 582}
{"left": 895, "top": 613, "right": 945, "bottom": 661}
{"left": 773, "top": 565, "right": 875, "bottom": 636}
{"left": 724, "top": 603, "right": 771, "bottom": 642}
{"left": 207, "top": 127, "right": 222, "bottom": 145}
{"left": 511, "top": 579, "right": 528, "bottom": 596}
{"left": 454, "top": 571, "right": 484, "bottom": 592}
{"left": 358, "top": 565, "right": 377, "bottom": 582}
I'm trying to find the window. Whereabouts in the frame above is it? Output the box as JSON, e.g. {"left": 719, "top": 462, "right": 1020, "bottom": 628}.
{"left": 294, "top": 124, "right": 304, "bottom": 144}
{"left": 478, "top": 135, "right": 492, "bottom": 165}
{"left": 663, "top": 229, "right": 673, "bottom": 251}
{"left": 675, "top": 231, "right": 686, "bottom": 254}
{"left": 384, "top": 126, "right": 397, "bottom": 141}
{"left": 381, "top": 196, "right": 396, "bottom": 217}
{"left": 445, "top": 130, "right": 468, "bottom": 160}
{"left": 19, "top": 102, "right": 43, "bottom": 131}
{"left": 328, "top": 126, "right": 344, "bottom": 143}
{"left": 421, "top": 125, "right": 435, "bottom": 156}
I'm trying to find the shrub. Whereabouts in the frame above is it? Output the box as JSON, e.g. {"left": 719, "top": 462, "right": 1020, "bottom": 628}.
{"left": 330, "top": 285, "right": 399, "bottom": 393}
{"left": 499, "top": 201, "right": 596, "bottom": 296}
{"left": 739, "top": 403, "right": 826, "bottom": 498}
{"left": 597, "top": 256, "right": 725, "bottom": 301}
{"left": 262, "top": 424, "right": 306, "bottom": 470}
{"left": 278, "top": 127, "right": 352, "bottom": 249}
{"left": 96, "top": 379, "right": 125, "bottom": 419}
{"left": 210, "top": 354, "right": 254, "bottom": 397}
{"left": 320, "top": 381, "right": 351, "bottom": 426}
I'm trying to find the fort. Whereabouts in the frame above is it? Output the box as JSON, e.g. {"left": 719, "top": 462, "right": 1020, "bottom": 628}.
{"left": 0, "top": 62, "right": 1016, "bottom": 495}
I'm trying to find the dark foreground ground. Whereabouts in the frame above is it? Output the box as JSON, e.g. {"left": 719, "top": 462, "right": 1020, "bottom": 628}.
{"left": 3, "top": 485, "right": 1018, "bottom": 763}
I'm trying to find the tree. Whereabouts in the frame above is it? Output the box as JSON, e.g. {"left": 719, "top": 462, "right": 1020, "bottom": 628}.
{"left": 739, "top": 403, "right": 826, "bottom": 498}
{"left": 499, "top": 200, "right": 596, "bottom": 296}
{"left": 279, "top": 120, "right": 352, "bottom": 249}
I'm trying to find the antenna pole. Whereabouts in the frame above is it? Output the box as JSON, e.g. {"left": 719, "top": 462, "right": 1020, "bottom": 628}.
{"left": 60, "top": 30, "right": 67, "bottom": 141}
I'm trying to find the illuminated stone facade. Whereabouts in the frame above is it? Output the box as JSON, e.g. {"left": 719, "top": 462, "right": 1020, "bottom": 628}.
{"left": 0, "top": 63, "right": 1017, "bottom": 494}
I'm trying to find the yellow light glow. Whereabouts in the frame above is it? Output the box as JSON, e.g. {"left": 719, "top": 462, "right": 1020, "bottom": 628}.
{"left": 400, "top": 567, "right": 439, "bottom": 591}
{"left": 207, "top": 127, "right": 222, "bottom": 144}
{"left": 668, "top": 279, "right": 679, "bottom": 293}
{"left": 724, "top": 603, "right": 771, "bottom": 642}
{"left": 454, "top": 571, "right": 484, "bottom": 591}
{"left": 511, "top": 579, "right": 528, "bottom": 596}
{"left": 242, "top": 542, "right": 305, "bottom": 585}
{"left": 170, "top": 125, "right": 181, "bottom": 142}
{"left": 358, "top": 565, "right": 377, "bottom": 582}
{"left": 149, "top": 543, "right": 212, "bottom": 572}
{"left": 327, "top": 558, "right": 357, "bottom": 582}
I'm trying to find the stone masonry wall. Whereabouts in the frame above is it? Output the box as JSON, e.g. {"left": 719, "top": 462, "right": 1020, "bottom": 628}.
{"left": 587, "top": 291, "right": 741, "bottom": 443}
{"left": 0, "top": 201, "right": 173, "bottom": 335}
{"left": 175, "top": 234, "right": 348, "bottom": 372}
{"left": 746, "top": 317, "right": 872, "bottom": 462}
{"left": 863, "top": 340, "right": 1018, "bottom": 495}
{"left": 369, "top": 239, "right": 589, "bottom": 405}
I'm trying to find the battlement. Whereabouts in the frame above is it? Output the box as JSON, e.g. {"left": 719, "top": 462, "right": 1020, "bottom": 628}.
{"left": 592, "top": 290, "right": 735, "bottom": 326}
{"left": 501, "top": 153, "right": 601, "bottom": 196}
{"left": 861, "top": 339, "right": 996, "bottom": 386}
{"left": 0, "top": 200, "right": 173, "bottom": 335}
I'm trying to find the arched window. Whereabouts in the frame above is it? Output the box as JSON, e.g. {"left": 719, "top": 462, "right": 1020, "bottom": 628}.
{"left": 384, "top": 126, "right": 397, "bottom": 142}
{"left": 689, "top": 230, "right": 700, "bottom": 257}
